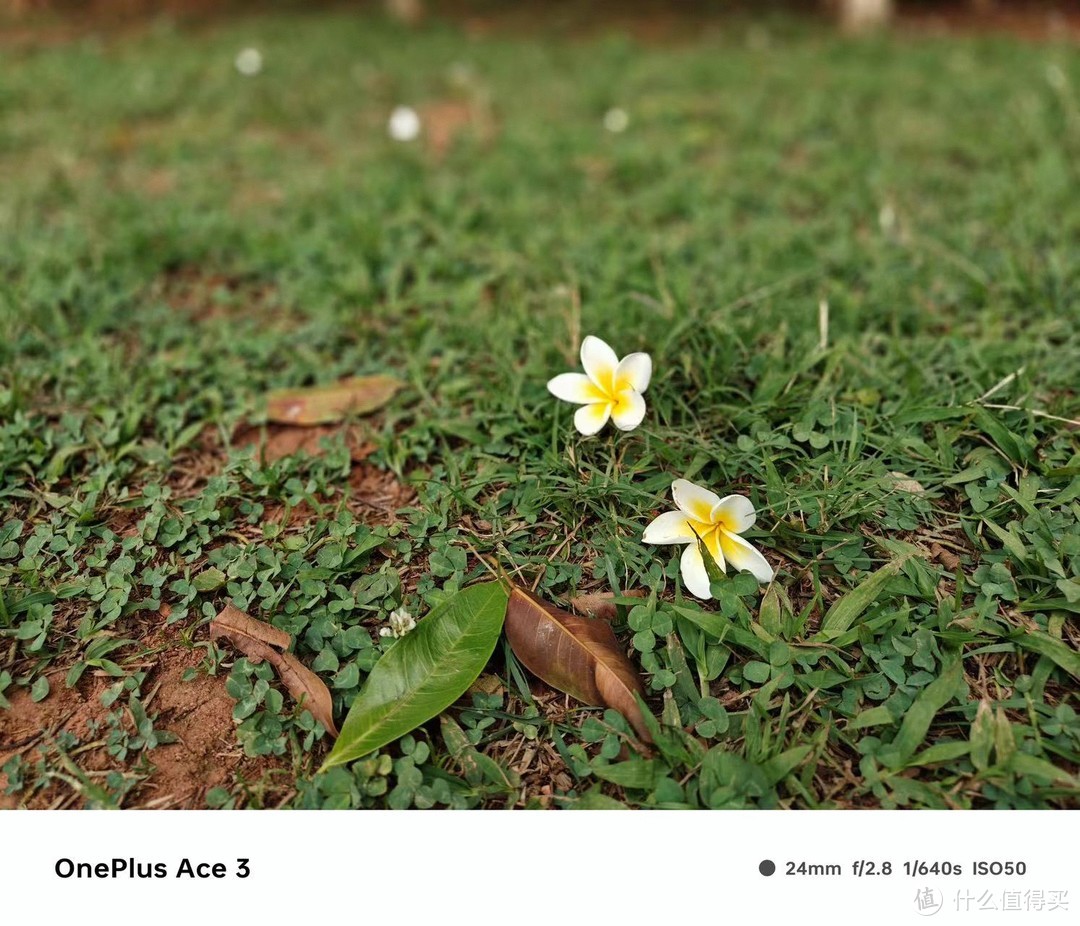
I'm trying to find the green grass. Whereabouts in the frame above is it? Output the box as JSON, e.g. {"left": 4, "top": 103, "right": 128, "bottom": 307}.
{"left": 0, "top": 10, "right": 1078, "bottom": 809}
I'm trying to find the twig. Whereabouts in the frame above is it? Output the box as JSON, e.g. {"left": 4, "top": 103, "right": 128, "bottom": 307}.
{"left": 977, "top": 366, "right": 1026, "bottom": 403}
{"left": 980, "top": 403, "right": 1080, "bottom": 428}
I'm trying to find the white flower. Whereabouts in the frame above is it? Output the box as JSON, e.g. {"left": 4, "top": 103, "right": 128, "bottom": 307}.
{"left": 603, "top": 107, "right": 629, "bottom": 133}
{"left": 546, "top": 335, "right": 652, "bottom": 436}
{"left": 234, "top": 48, "right": 263, "bottom": 77}
{"left": 379, "top": 606, "right": 416, "bottom": 639}
{"left": 642, "top": 479, "right": 773, "bottom": 599}
{"left": 388, "top": 106, "right": 421, "bottom": 142}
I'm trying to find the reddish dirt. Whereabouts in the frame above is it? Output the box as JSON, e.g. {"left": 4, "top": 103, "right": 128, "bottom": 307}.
{"left": 4, "top": 2, "right": 1080, "bottom": 49}
{"left": 156, "top": 265, "right": 284, "bottom": 326}
{"left": 420, "top": 99, "right": 497, "bottom": 161}
{"left": 0, "top": 444, "right": 413, "bottom": 809}
{"left": 348, "top": 463, "right": 417, "bottom": 521}
{"left": 485, "top": 689, "right": 579, "bottom": 808}
{"left": 0, "top": 631, "right": 290, "bottom": 809}
{"left": 902, "top": 4, "right": 1080, "bottom": 41}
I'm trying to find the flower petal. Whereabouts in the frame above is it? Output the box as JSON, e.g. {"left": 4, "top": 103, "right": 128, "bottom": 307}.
{"left": 642, "top": 510, "right": 694, "bottom": 544}
{"left": 703, "top": 527, "right": 726, "bottom": 571}
{"left": 547, "top": 372, "right": 605, "bottom": 405}
{"left": 573, "top": 401, "right": 612, "bottom": 436}
{"left": 680, "top": 543, "right": 714, "bottom": 600}
{"left": 580, "top": 335, "right": 618, "bottom": 393}
{"left": 611, "top": 388, "right": 646, "bottom": 431}
{"left": 615, "top": 352, "right": 652, "bottom": 394}
{"left": 671, "top": 479, "right": 722, "bottom": 524}
{"left": 718, "top": 530, "right": 774, "bottom": 583}
{"left": 711, "top": 494, "right": 757, "bottom": 534}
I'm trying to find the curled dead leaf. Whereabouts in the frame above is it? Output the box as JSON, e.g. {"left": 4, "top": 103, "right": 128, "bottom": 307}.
{"left": 930, "top": 542, "right": 961, "bottom": 571}
{"left": 210, "top": 604, "right": 339, "bottom": 737}
{"left": 505, "top": 586, "right": 652, "bottom": 743}
{"left": 266, "top": 374, "right": 403, "bottom": 427}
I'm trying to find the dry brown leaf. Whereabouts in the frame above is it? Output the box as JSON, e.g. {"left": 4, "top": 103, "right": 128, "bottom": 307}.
{"left": 210, "top": 604, "right": 339, "bottom": 737}
{"left": 420, "top": 99, "right": 497, "bottom": 160}
{"left": 233, "top": 422, "right": 377, "bottom": 464}
{"left": 569, "top": 589, "right": 645, "bottom": 622}
{"left": 211, "top": 604, "right": 291, "bottom": 650}
{"left": 887, "top": 471, "right": 926, "bottom": 494}
{"left": 930, "top": 542, "right": 962, "bottom": 571}
{"left": 505, "top": 586, "right": 652, "bottom": 743}
{"left": 266, "top": 375, "right": 403, "bottom": 427}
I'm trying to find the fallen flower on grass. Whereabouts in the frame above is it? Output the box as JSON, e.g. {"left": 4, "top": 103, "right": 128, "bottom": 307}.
{"left": 603, "top": 107, "right": 629, "bottom": 133}
{"left": 642, "top": 478, "right": 773, "bottom": 599}
{"left": 235, "top": 47, "right": 263, "bottom": 76}
{"left": 379, "top": 606, "right": 416, "bottom": 639}
{"left": 388, "top": 105, "right": 421, "bottom": 141}
{"left": 546, "top": 335, "right": 652, "bottom": 436}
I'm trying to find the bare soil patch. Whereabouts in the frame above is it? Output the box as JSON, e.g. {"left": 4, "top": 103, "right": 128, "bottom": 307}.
{"left": 156, "top": 265, "right": 284, "bottom": 326}
{"left": 0, "top": 629, "right": 290, "bottom": 809}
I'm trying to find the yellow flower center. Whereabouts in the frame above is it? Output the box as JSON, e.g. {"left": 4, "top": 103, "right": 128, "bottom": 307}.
{"left": 584, "top": 364, "right": 636, "bottom": 414}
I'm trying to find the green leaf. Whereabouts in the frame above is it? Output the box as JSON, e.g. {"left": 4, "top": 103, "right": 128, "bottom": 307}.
{"left": 743, "top": 661, "right": 771, "bottom": 684}
{"left": 1008, "top": 630, "right": 1080, "bottom": 681}
{"left": 591, "top": 758, "right": 661, "bottom": 790}
{"left": 30, "top": 675, "right": 50, "bottom": 703}
{"left": 883, "top": 658, "right": 963, "bottom": 768}
{"left": 571, "top": 788, "right": 628, "bottom": 809}
{"left": 321, "top": 581, "right": 509, "bottom": 770}
{"left": 994, "top": 708, "right": 1016, "bottom": 767}
{"left": 973, "top": 408, "right": 1033, "bottom": 465}
{"left": 969, "top": 700, "right": 994, "bottom": 771}
{"left": 193, "top": 567, "right": 227, "bottom": 592}
{"left": 671, "top": 605, "right": 767, "bottom": 657}
{"left": 697, "top": 534, "right": 725, "bottom": 587}
{"left": 1008, "top": 752, "right": 1078, "bottom": 787}
{"left": 814, "top": 551, "right": 915, "bottom": 641}
{"left": 758, "top": 584, "right": 786, "bottom": 638}
{"left": 1056, "top": 578, "right": 1080, "bottom": 604}
{"left": 762, "top": 745, "right": 812, "bottom": 785}
{"left": 849, "top": 705, "right": 896, "bottom": 730}
{"left": 908, "top": 740, "right": 969, "bottom": 768}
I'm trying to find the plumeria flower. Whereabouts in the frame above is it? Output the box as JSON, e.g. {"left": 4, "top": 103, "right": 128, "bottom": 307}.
{"left": 642, "top": 479, "right": 773, "bottom": 599}
{"left": 234, "top": 48, "right": 263, "bottom": 76}
{"left": 379, "top": 606, "right": 416, "bottom": 639}
{"left": 546, "top": 335, "right": 652, "bottom": 436}
{"left": 388, "top": 105, "right": 421, "bottom": 142}
{"left": 603, "top": 107, "right": 630, "bottom": 133}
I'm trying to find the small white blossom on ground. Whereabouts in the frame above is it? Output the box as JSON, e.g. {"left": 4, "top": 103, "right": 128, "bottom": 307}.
{"left": 380, "top": 606, "right": 416, "bottom": 639}
{"left": 388, "top": 105, "right": 421, "bottom": 141}
{"left": 235, "top": 48, "right": 263, "bottom": 77}
{"left": 642, "top": 479, "right": 773, "bottom": 599}
{"left": 547, "top": 335, "right": 652, "bottom": 436}
{"left": 603, "top": 107, "right": 629, "bottom": 133}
